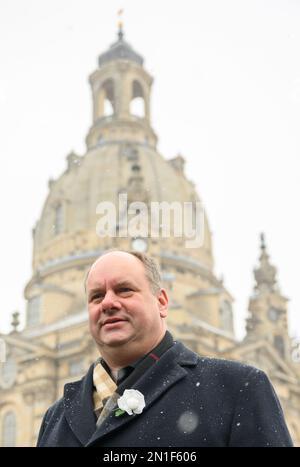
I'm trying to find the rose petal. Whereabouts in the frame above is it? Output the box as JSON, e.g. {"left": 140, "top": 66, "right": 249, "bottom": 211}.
{"left": 117, "top": 389, "right": 145, "bottom": 416}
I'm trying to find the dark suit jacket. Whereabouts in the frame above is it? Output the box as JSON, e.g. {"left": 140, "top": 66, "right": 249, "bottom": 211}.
{"left": 37, "top": 341, "right": 293, "bottom": 447}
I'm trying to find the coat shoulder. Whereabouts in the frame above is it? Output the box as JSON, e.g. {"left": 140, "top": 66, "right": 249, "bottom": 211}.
{"left": 196, "top": 355, "right": 262, "bottom": 376}
{"left": 44, "top": 375, "right": 84, "bottom": 420}
{"left": 43, "top": 396, "right": 64, "bottom": 421}
{"left": 176, "top": 341, "right": 267, "bottom": 387}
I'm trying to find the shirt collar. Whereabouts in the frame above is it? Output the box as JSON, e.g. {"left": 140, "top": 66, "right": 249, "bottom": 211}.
{"left": 99, "top": 332, "right": 169, "bottom": 384}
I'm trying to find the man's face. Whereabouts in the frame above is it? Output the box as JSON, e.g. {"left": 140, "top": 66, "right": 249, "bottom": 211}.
{"left": 86, "top": 252, "right": 168, "bottom": 354}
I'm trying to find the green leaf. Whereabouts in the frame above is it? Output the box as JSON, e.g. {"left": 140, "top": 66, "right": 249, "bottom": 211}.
{"left": 115, "top": 409, "right": 126, "bottom": 417}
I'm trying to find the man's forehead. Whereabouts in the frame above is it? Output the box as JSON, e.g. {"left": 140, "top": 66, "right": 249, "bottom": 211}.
{"left": 87, "top": 253, "right": 145, "bottom": 285}
{"left": 93, "top": 251, "right": 141, "bottom": 269}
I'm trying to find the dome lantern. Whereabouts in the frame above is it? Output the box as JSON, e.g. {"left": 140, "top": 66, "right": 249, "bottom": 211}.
{"left": 86, "top": 27, "right": 157, "bottom": 149}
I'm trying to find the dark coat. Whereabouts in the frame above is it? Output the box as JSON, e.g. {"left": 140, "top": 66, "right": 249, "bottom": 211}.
{"left": 37, "top": 341, "right": 293, "bottom": 447}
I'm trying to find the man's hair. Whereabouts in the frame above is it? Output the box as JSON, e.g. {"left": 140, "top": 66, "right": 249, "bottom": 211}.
{"left": 84, "top": 250, "right": 162, "bottom": 295}
{"left": 129, "top": 251, "right": 161, "bottom": 294}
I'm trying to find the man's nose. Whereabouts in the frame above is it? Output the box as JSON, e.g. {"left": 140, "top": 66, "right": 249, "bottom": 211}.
{"left": 101, "top": 290, "right": 121, "bottom": 312}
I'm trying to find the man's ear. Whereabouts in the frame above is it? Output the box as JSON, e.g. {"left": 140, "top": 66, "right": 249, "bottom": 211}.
{"left": 157, "top": 288, "right": 168, "bottom": 318}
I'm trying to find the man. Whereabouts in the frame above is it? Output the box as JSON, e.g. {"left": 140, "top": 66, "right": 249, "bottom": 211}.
{"left": 37, "top": 250, "right": 293, "bottom": 447}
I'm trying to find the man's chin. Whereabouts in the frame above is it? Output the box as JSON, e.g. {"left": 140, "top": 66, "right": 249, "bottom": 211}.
{"left": 98, "top": 332, "right": 133, "bottom": 348}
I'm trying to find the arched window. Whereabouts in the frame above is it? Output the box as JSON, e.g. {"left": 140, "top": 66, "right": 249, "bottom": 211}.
{"left": 130, "top": 80, "right": 145, "bottom": 118}
{"left": 220, "top": 300, "right": 233, "bottom": 333}
{"left": 102, "top": 79, "right": 115, "bottom": 116}
{"left": 1, "top": 412, "right": 16, "bottom": 447}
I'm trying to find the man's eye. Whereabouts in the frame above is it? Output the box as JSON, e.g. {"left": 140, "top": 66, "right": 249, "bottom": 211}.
{"left": 91, "top": 294, "right": 103, "bottom": 302}
{"left": 119, "top": 288, "right": 132, "bottom": 294}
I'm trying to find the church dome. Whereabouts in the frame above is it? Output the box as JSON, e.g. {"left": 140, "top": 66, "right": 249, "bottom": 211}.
{"left": 31, "top": 143, "right": 213, "bottom": 274}
{"left": 24, "top": 29, "right": 220, "bottom": 329}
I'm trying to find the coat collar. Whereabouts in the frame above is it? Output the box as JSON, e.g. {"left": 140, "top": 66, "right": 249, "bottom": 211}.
{"left": 88, "top": 341, "right": 197, "bottom": 446}
{"left": 63, "top": 363, "right": 97, "bottom": 445}
{"left": 63, "top": 341, "right": 198, "bottom": 446}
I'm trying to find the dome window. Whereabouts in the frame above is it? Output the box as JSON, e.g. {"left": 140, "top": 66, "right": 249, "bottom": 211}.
{"left": 102, "top": 79, "right": 115, "bottom": 117}
{"left": 130, "top": 80, "right": 145, "bottom": 118}
{"left": 131, "top": 163, "right": 141, "bottom": 172}
{"left": 95, "top": 79, "right": 115, "bottom": 119}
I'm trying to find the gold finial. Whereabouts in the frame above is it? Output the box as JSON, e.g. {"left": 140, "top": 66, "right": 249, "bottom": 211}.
{"left": 117, "top": 8, "right": 124, "bottom": 39}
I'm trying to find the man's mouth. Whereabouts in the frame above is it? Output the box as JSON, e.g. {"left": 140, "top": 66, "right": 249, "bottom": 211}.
{"left": 102, "top": 318, "right": 127, "bottom": 327}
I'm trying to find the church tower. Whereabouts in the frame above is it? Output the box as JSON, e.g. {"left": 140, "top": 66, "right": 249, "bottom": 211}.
{"left": 246, "top": 234, "right": 291, "bottom": 361}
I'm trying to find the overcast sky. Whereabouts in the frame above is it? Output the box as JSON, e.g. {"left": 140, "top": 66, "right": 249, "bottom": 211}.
{"left": 0, "top": 0, "right": 299, "bottom": 341}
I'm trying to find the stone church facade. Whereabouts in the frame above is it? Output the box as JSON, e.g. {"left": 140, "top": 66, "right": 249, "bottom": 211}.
{"left": 1, "top": 28, "right": 299, "bottom": 447}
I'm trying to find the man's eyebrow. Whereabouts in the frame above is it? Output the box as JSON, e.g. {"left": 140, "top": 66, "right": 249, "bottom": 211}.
{"left": 88, "top": 281, "right": 136, "bottom": 296}
{"left": 88, "top": 287, "right": 104, "bottom": 297}
{"left": 89, "top": 287, "right": 104, "bottom": 291}
{"left": 113, "top": 279, "right": 138, "bottom": 289}
{"left": 114, "top": 280, "right": 136, "bottom": 288}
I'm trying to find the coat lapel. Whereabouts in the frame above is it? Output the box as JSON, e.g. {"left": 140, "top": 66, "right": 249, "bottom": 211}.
{"left": 85, "top": 342, "right": 198, "bottom": 447}
{"left": 63, "top": 363, "right": 97, "bottom": 446}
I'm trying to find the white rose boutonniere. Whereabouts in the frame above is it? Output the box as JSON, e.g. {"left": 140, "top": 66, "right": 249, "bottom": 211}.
{"left": 115, "top": 389, "right": 146, "bottom": 417}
